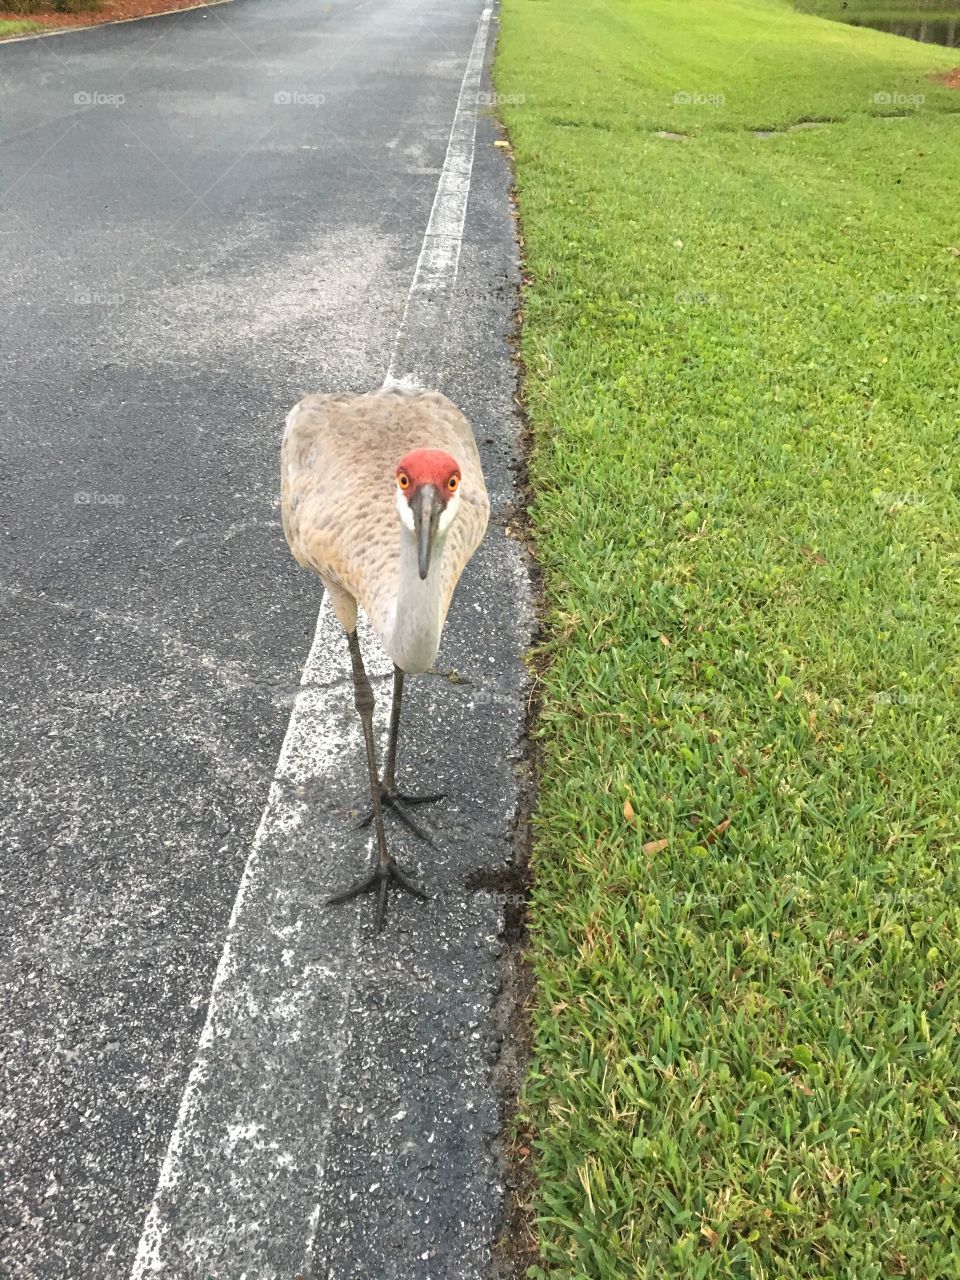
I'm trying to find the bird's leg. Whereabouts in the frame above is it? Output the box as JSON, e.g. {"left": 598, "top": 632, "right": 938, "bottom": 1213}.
{"left": 384, "top": 666, "right": 446, "bottom": 803}
{"left": 327, "top": 632, "right": 427, "bottom": 933}
{"left": 355, "top": 665, "right": 445, "bottom": 842}
{"left": 381, "top": 665, "right": 405, "bottom": 794}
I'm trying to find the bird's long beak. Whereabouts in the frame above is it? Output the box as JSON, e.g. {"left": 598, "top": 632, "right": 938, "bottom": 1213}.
{"left": 411, "top": 484, "right": 441, "bottom": 580}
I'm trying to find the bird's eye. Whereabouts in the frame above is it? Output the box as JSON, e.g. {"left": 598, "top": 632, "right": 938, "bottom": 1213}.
{"left": 398, "top": 472, "right": 410, "bottom": 490}
{"left": 448, "top": 475, "right": 459, "bottom": 492}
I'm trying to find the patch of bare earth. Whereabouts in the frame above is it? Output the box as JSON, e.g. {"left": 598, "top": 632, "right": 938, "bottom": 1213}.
{"left": 0, "top": 0, "right": 222, "bottom": 32}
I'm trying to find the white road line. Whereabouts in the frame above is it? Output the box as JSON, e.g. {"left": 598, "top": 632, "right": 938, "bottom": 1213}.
{"left": 130, "top": 6, "right": 493, "bottom": 1275}
{"left": 383, "top": 5, "right": 493, "bottom": 392}
{"left": 130, "top": 599, "right": 370, "bottom": 1277}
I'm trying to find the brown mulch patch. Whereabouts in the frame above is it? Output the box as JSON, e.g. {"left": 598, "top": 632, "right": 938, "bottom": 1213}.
{"left": 0, "top": 0, "right": 223, "bottom": 31}
{"left": 932, "top": 66, "right": 960, "bottom": 89}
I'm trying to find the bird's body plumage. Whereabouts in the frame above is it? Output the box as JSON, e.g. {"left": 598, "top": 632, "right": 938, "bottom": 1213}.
{"left": 281, "top": 388, "right": 489, "bottom": 671}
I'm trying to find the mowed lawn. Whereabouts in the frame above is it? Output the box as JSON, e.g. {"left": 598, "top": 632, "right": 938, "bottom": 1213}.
{"left": 496, "top": 0, "right": 960, "bottom": 1275}
{"left": 0, "top": 20, "right": 44, "bottom": 35}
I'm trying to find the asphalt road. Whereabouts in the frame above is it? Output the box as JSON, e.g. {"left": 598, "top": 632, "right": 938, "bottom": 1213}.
{"left": 0, "top": 2, "right": 530, "bottom": 1275}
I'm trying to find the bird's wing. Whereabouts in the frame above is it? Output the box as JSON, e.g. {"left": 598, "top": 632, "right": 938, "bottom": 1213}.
{"left": 438, "top": 486, "right": 489, "bottom": 629}
{"left": 281, "top": 394, "right": 399, "bottom": 635}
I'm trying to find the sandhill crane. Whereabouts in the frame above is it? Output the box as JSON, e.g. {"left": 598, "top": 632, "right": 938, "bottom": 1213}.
{"left": 281, "top": 388, "right": 490, "bottom": 931}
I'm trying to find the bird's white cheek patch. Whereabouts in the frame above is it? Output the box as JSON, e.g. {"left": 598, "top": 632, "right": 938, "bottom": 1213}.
{"left": 396, "top": 487, "right": 416, "bottom": 531}
{"left": 438, "top": 490, "right": 461, "bottom": 534}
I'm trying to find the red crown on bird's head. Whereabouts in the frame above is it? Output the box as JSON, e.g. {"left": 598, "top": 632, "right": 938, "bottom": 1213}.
{"left": 395, "top": 448, "right": 461, "bottom": 501}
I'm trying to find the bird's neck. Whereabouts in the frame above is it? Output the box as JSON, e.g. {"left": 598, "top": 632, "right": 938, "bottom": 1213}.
{"left": 386, "top": 527, "right": 447, "bottom": 674}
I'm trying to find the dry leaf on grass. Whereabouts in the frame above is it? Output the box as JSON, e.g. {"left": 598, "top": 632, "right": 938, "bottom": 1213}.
{"left": 800, "top": 546, "right": 828, "bottom": 565}
{"left": 643, "top": 837, "right": 669, "bottom": 855}
{"left": 623, "top": 799, "right": 636, "bottom": 825}
{"left": 706, "top": 818, "right": 731, "bottom": 844}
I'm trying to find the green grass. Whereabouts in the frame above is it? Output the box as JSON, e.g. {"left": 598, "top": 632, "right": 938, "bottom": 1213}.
{"left": 496, "top": 0, "right": 960, "bottom": 1275}
{"left": 0, "top": 19, "right": 45, "bottom": 35}
{"left": 11, "top": 0, "right": 102, "bottom": 13}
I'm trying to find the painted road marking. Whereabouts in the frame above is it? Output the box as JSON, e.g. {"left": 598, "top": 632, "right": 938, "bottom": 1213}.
{"left": 130, "top": 5, "right": 495, "bottom": 1274}
{"left": 383, "top": 6, "right": 493, "bottom": 392}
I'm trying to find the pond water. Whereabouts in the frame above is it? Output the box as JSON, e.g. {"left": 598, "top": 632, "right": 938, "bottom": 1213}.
{"left": 846, "top": 13, "right": 960, "bottom": 46}
{"left": 803, "top": 3, "right": 960, "bottom": 47}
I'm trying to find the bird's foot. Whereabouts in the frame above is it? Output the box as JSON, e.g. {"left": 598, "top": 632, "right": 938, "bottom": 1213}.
{"left": 355, "top": 782, "right": 445, "bottom": 844}
{"left": 326, "top": 856, "right": 428, "bottom": 933}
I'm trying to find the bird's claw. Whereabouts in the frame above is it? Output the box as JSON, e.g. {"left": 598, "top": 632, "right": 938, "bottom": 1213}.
{"left": 326, "top": 857, "right": 429, "bottom": 933}
{"left": 355, "top": 784, "right": 445, "bottom": 844}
